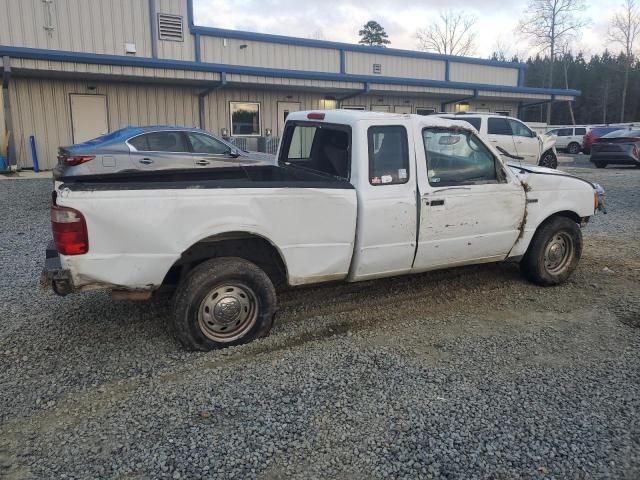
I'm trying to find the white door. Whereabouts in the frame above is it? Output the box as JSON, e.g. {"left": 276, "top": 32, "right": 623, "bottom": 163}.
{"left": 277, "top": 102, "right": 301, "bottom": 137}
{"left": 70, "top": 94, "right": 108, "bottom": 144}
{"left": 371, "top": 105, "right": 391, "bottom": 112}
{"left": 394, "top": 105, "right": 412, "bottom": 114}
{"left": 485, "top": 116, "right": 518, "bottom": 162}
{"left": 508, "top": 119, "right": 541, "bottom": 165}
{"left": 413, "top": 126, "right": 525, "bottom": 270}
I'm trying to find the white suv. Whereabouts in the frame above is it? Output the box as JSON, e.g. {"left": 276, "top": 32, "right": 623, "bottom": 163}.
{"left": 439, "top": 113, "right": 559, "bottom": 168}
{"left": 544, "top": 126, "right": 589, "bottom": 154}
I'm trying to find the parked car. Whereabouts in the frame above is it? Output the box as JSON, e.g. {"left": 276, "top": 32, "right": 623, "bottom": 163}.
{"left": 42, "top": 111, "right": 602, "bottom": 351}
{"left": 437, "top": 112, "right": 559, "bottom": 168}
{"left": 54, "top": 126, "right": 274, "bottom": 178}
{"left": 582, "top": 127, "right": 623, "bottom": 154}
{"left": 544, "top": 126, "right": 589, "bottom": 154}
{"left": 590, "top": 129, "right": 640, "bottom": 168}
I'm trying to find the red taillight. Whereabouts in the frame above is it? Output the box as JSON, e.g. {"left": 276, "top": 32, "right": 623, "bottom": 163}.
{"left": 51, "top": 205, "right": 88, "bottom": 255}
{"left": 307, "top": 112, "right": 325, "bottom": 120}
{"left": 58, "top": 154, "right": 95, "bottom": 166}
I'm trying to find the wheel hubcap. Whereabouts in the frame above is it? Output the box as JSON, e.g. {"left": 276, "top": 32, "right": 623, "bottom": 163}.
{"left": 544, "top": 232, "right": 573, "bottom": 274}
{"left": 198, "top": 284, "right": 258, "bottom": 342}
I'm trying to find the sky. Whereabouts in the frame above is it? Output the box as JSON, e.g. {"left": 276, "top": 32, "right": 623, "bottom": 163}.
{"left": 193, "top": 0, "right": 613, "bottom": 60}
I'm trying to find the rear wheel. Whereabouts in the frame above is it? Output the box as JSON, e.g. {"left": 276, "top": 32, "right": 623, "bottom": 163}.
{"left": 594, "top": 161, "right": 607, "bottom": 169}
{"left": 539, "top": 150, "right": 558, "bottom": 169}
{"left": 521, "top": 216, "right": 582, "bottom": 286}
{"left": 567, "top": 142, "right": 581, "bottom": 154}
{"left": 172, "top": 257, "right": 277, "bottom": 351}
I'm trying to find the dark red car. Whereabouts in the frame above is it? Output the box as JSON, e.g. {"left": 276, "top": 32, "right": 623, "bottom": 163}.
{"left": 582, "top": 127, "right": 623, "bottom": 154}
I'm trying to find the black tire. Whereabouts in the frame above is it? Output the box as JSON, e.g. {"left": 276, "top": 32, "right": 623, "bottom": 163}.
{"left": 521, "top": 216, "right": 582, "bottom": 286}
{"left": 594, "top": 161, "right": 607, "bottom": 169}
{"left": 172, "top": 257, "right": 277, "bottom": 351}
{"left": 567, "top": 142, "right": 581, "bottom": 154}
{"left": 539, "top": 150, "right": 558, "bottom": 169}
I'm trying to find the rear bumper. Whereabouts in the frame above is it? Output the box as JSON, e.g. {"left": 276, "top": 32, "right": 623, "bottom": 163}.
{"left": 590, "top": 153, "right": 639, "bottom": 165}
{"left": 40, "top": 241, "right": 74, "bottom": 296}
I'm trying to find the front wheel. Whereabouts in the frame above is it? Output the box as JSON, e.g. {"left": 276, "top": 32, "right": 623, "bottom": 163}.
{"left": 539, "top": 151, "right": 558, "bottom": 169}
{"left": 173, "top": 257, "right": 277, "bottom": 351}
{"left": 521, "top": 216, "right": 582, "bottom": 286}
{"left": 567, "top": 142, "right": 581, "bottom": 154}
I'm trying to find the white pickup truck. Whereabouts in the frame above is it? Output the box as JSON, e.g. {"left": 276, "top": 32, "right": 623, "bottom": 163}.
{"left": 42, "top": 111, "right": 603, "bottom": 351}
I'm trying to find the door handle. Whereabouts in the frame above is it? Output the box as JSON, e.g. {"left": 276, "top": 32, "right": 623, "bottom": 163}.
{"left": 427, "top": 199, "right": 445, "bottom": 206}
{"left": 139, "top": 158, "right": 153, "bottom": 165}
{"left": 195, "top": 160, "right": 210, "bottom": 166}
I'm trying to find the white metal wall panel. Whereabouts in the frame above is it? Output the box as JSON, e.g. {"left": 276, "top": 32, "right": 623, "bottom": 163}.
{"left": 9, "top": 78, "right": 199, "bottom": 170}
{"left": 345, "top": 51, "right": 446, "bottom": 80}
{"left": 156, "top": 0, "right": 195, "bottom": 61}
{"left": 449, "top": 62, "right": 519, "bottom": 87}
{"left": 0, "top": 0, "right": 152, "bottom": 57}
{"left": 201, "top": 37, "right": 341, "bottom": 73}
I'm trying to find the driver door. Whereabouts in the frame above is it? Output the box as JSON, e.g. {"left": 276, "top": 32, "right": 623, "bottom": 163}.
{"left": 413, "top": 126, "right": 526, "bottom": 271}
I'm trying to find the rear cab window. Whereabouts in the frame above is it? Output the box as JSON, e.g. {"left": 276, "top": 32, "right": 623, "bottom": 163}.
{"left": 279, "top": 121, "right": 351, "bottom": 179}
{"left": 368, "top": 126, "right": 410, "bottom": 185}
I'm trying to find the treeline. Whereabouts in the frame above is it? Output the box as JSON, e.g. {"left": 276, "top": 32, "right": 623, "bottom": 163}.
{"left": 511, "top": 52, "right": 639, "bottom": 125}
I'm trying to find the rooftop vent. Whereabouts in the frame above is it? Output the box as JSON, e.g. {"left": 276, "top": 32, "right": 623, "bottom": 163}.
{"left": 158, "top": 13, "right": 184, "bottom": 41}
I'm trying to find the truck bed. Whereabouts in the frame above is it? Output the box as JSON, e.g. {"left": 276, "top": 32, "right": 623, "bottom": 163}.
{"left": 58, "top": 165, "right": 354, "bottom": 191}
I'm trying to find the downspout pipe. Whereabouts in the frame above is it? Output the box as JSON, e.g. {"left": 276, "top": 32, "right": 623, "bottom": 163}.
{"left": 337, "top": 82, "right": 370, "bottom": 107}
{"left": 440, "top": 89, "right": 478, "bottom": 113}
{"left": 2, "top": 56, "right": 17, "bottom": 170}
{"left": 197, "top": 72, "right": 227, "bottom": 130}
{"left": 149, "top": 0, "right": 158, "bottom": 59}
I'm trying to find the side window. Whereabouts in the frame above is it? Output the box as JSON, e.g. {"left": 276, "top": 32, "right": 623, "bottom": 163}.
{"left": 279, "top": 123, "right": 351, "bottom": 179}
{"left": 575, "top": 127, "right": 587, "bottom": 135}
{"left": 368, "top": 126, "right": 409, "bottom": 185}
{"left": 187, "top": 133, "right": 231, "bottom": 155}
{"left": 129, "top": 132, "right": 189, "bottom": 152}
{"left": 558, "top": 128, "right": 572, "bottom": 137}
{"left": 423, "top": 128, "right": 499, "bottom": 187}
{"left": 487, "top": 117, "right": 512, "bottom": 136}
{"left": 508, "top": 119, "right": 535, "bottom": 138}
{"left": 459, "top": 117, "right": 482, "bottom": 131}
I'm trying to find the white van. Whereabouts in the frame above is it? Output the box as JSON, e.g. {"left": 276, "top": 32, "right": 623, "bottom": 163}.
{"left": 545, "top": 126, "right": 589, "bottom": 154}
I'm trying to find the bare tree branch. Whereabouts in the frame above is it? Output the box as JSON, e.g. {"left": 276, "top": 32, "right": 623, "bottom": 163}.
{"left": 609, "top": 0, "right": 640, "bottom": 121}
{"left": 518, "top": 0, "right": 589, "bottom": 123}
{"left": 416, "top": 10, "right": 478, "bottom": 56}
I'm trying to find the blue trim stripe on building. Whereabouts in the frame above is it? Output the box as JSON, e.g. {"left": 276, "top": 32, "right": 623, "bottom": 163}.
{"left": 0, "top": 45, "right": 581, "bottom": 97}
{"left": 185, "top": 0, "right": 527, "bottom": 70}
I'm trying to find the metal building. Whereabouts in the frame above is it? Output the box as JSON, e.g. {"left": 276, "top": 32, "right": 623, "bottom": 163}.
{"left": 0, "top": 0, "right": 579, "bottom": 170}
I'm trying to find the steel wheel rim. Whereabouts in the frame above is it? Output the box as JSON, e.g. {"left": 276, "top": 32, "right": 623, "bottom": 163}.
{"left": 198, "top": 283, "right": 258, "bottom": 343}
{"left": 544, "top": 232, "right": 574, "bottom": 274}
{"left": 569, "top": 144, "right": 579, "bottom": 154}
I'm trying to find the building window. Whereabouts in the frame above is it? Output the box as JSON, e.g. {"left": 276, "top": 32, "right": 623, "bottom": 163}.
{"left": 494, "top": 110, "right": 511, "bottom": 116}
{"left": 372, "top": 63, "right": 382, "bottom": 74}
{"left": 157, "top": 14, "right": 184, "bottom": 42}
{"left": 416, "top": 107, "right": 436, "bottom": 116}
{"left": 368, "top": 126, "right": 410, "bottom": 185}
{"left": 230, "top": 102, "right": 261, "bottom": 136}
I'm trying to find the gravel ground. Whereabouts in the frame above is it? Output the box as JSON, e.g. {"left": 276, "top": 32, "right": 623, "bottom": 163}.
{"left": 0, "top": 167, "right": 639, "bottom": 479}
